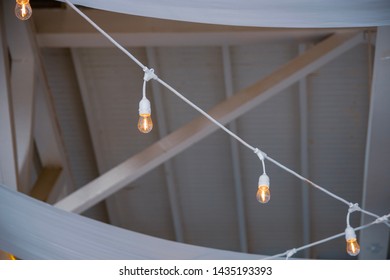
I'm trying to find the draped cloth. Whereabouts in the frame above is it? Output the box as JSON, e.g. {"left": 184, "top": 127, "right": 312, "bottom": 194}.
{"left": 59, "top": 0, "right": 390, "bottom": 28}
{"left": 0, "top": 185, "right": 266, "bottom": 259}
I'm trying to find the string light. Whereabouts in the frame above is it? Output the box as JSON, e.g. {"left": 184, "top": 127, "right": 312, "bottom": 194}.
{"left": 255, "top": 149, "right": 271, "bottom": 204}
{"left": 345, "top": 204, "right": 361, "bottom": 256}
{"left": 138, "top": 97, "right": 153, "bottom": 133}
{"left": 263, "top": 214, "right": 390, "bottom": 260}
{"left": 345, "top": 226, "right": 360, "bottom": 256}
{"left": 138, "top": 69, "right": 157, "bottom": 133}
{"left": 15, "top": 0, "right": 32, "bottom": 21}
{"left": 60, "top": 0, "right": 390, "bottom": 258}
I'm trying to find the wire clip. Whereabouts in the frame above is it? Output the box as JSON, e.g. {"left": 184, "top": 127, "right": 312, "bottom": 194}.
{"left": 286, "top": 248, "right": 297, "bottom": 259}
{"left": 374, "top": 214, "right": 390, "bottom": 224}
{"left": 348, "top": 203, "right": 361, "bottom": 213}
{"left": 254, "top": 148, "right": 267, "bottom": 161}
{"left": 143, "top": 68, "right": 158, "bottom": 81}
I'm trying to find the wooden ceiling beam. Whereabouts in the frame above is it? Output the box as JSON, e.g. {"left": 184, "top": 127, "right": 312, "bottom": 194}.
{"left": 3, "top": 0, "right": 36, "bottom": 193}
{"left": 221, "top": 45, "right": 248, "bottom": 252}
{"left": 359, "top": 26, "right": 390, "bottom": 260}
{"left": 0, "top": 2, "right": 18, "bottom": 190}
{"left": 32, "top": 8, "right": 368, "bottom": 47}
{"left": 55, "top": 31, "right": 364, "bottom": 213}
{"left": 30, "top": 166, "right": 62, "bottom": 202}
{"left": 27, "top": 26, "right": 76, "bottom": 203}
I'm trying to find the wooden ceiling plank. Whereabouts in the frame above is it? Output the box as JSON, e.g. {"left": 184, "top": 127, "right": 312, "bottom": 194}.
{"left": 29, "top": 30, "right": 76, "bottom": 202}
{"left": 32, "top": 9, "right": 368, "bottom": 48}
{"left": 222, "top": 45, "right": 248, "bottom": 253}
{"left": 70, "top": 49, "right": 107, "bottom": 173}
{"left": 0, "top": 2, "right": 18, "bottom": 190}
{"left": 54, "top": 31, "right": 364, "bottom": 213}
{"left": 3, "top": 0, "right": 36, "bottom": 193}
{"left": 33, "top": 9, "right": 361, "bottom": 34}
{"left": 298, "top": 43, "right": 311, "bottom": 258}
{"left": 30, "top": 166, "right": 62, "bottom": 202}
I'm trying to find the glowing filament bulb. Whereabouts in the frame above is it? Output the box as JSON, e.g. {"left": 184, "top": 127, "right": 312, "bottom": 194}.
{"left": 138, "top": 113, "right": 153, "bottom": 133}
{"left": 138, "top": 98, "right": 153, "bottom": 133}
{"left": 15, "top": 0, "right": 32, "bottom": 20}
{"left": 345, "top": 226, "right": 360, "bottom": 256}
{"left": 256, "top": 174, "right": 270, "bottom": 204}
{"left": 346, "top": 238, "right": 360, "bottom": 256}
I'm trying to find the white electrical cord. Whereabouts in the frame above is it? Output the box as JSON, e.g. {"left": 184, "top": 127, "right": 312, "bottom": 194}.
{"left": 266, "top": 156, "right": 351, "bottom": 206}
{"left": 63, "top": 0, "right": 147, "bottom": 70}
{"left": 63, "top": 0, "right": 390, "bottom": 256}
{"left": 263, "top": 213, "right": 390, "bottom": 260}
{"left": 155, "top": 78, "right": 257, "bottom": 151}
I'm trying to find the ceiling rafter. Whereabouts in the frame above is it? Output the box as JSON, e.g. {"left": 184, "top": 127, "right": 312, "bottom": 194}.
{"left": 32, "top": 9, "right": 368, "bottom": 48}
{"left": 298, "top": 43, "right": 311, "bottom": 258}
{"left": 359, "top": 26, "right": 390, "bottom": 260}
{"left": 3, "top": 0, "right": 36, "bottom": 193}
{"left": 221, "top": 45, "right": 248, "bottom": 252}
{"left": 54, "top": 31, "right": 364, "bottom": 214}
{"left": 8, "top": 6, "right": 78, "bottom": 202}
{"left": 30, "top": 166, "right": 62, "bottom": 202}
{"left": 0, "top": 2, "right": 18, "bottom": 190}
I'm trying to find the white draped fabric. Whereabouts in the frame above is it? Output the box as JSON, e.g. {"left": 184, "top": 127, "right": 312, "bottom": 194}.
{"left": 0, "top": 185, "right": 266, "bottom": 259}
{"left": 60, "top": 0, "right": 390, "bottom": 27}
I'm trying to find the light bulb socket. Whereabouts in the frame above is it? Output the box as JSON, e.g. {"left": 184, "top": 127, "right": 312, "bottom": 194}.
{"left": 139, "top": 98, "right": 151, "bottom": 115}
{"left": 345, "top": 226, "right": 356, "bottom": 241}
{"left": 258, "top": 174, "right": 270, "bottom": 188}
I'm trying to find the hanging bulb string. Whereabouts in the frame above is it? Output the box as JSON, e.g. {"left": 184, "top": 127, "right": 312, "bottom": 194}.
{"left": 62, "top": 0, "right": 367, "bottom": 212}
{"left": 374, "top": 214, "right": 390, "bottom": 224}
{"left": 346, "top": 203, "right": 390, "bottom": 228}
{"left": 263, "top": 213, "right": 390, "bottom": 260}
{"left": 266, "top": 156, "right": 351, "bottom": 206}
{"left": 63, "top": 0, "right": 390, "bottom": 255}
{"left": 64, "top": 0, "right": 257, "bottom": 152}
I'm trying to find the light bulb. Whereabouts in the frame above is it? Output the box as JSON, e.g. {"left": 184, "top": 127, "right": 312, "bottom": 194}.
{"left": 345, "top": 226, "right": 360, "bottom": 256}
{"left": 138, "top": 98, "right": 153, "bottom": 133}
{"left": 256, "top": 185, "right": 270, "bottom": 204}
{"left": 256, "top": 174, "right": 270, "bottom": 204}
{"left": 346, "top": 238, "right": 360, "bottom": 256}
{"left": 138, "top": 113, "right": 153, "bottom": 133}
{"left": 15, "top": 0, "right": 32, "bottom": 21}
